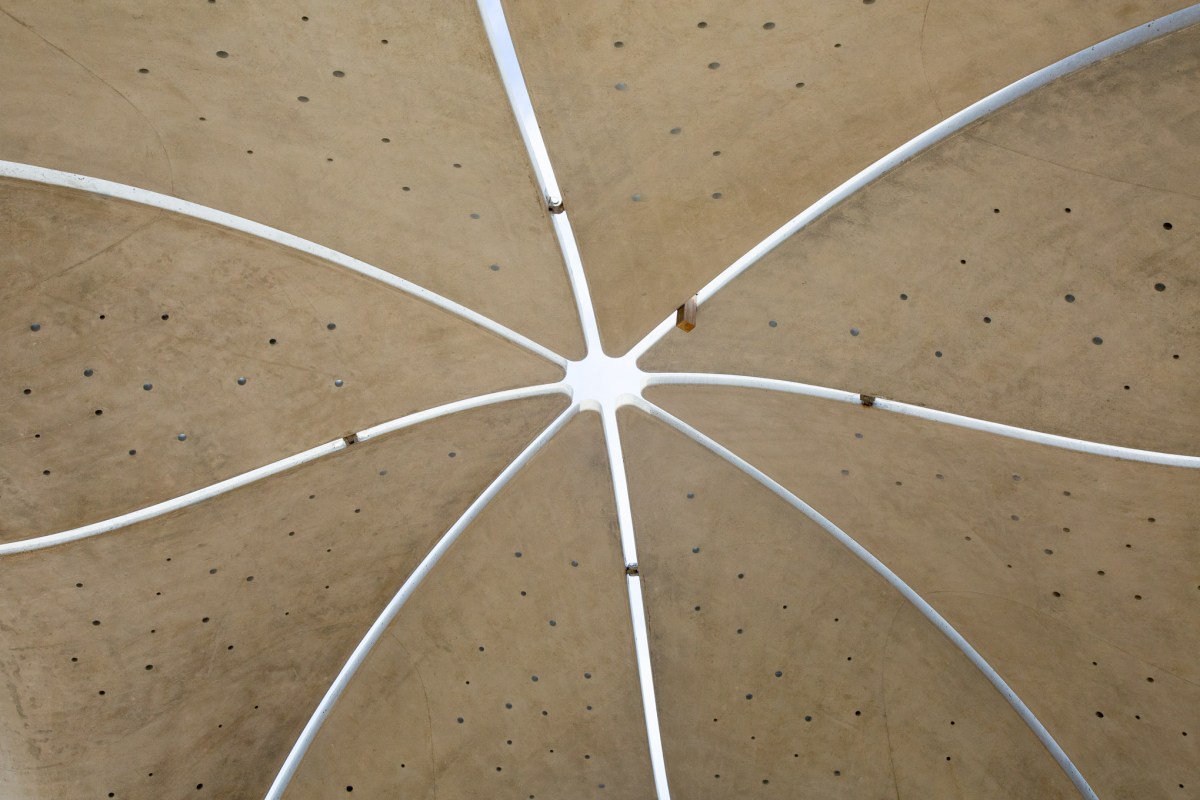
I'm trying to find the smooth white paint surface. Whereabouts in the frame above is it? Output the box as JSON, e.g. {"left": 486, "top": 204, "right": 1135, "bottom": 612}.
{"left": 0, "top": 388, "right": 567, "bottom": 556}
{"left": 356, "top": 384, "right": 568, "bottom": 442}
{"left": 263, "top": 405, "right": 579, "bottom": 800}
{"left": 626, "top": 4, "right": 1200, "bottom": 362}
{"left": 551, "top": 211, "right": 605, "bottom": 355}
{"left": 0, "top": 438, "right": 345, "bottom": 556}
{"left": 647, "top": 373, "right": 1200, "bottom": 466}
{"left": 635, "top": 396, "right": 1100, "bottom": 800}
{"left": 0, "top": 160, "right": 567, "bottom": 368}
{"left": 477, "top": 0, "right": 563, "bottom": 208}
{"left": 567, "top": 353, "right": 646, "bottom": 412}
{"left": 627, "top": 575, "right": 673, "bottom": 800}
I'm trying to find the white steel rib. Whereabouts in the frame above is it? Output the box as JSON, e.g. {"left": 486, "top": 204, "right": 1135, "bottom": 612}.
{"left": 602, "top": 405, "right": 672, "bottom": 798}
{"left": 0, "top": 160, "right": 567, "bottom": 368}
{"left": 479, "top": 1, "right": 674, "bottom": 793}
{"left": 635, "top": 396, "right": 1100, "bottom": 800}
{"left": 0, "top": 384, "right": 569, "bottom": 556}
{"left": 626, "top": 4, "right": 1200, "bottom": 362}
{"left": 263, "top": 404, "right": 578, "bottom": 800}
{"left": 478, "top": 0, "right": 604, "bottom": 356}
{"left": 646, "top": 372, "right": 1200, "bottom": 467}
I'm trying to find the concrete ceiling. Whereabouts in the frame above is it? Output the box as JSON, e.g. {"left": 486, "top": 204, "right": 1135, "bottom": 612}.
{"left": 504, "top": 0, "right": 1190, "bottom": 354}
{"left": 0, "top": 2, "right": 1196, "bottom": 800}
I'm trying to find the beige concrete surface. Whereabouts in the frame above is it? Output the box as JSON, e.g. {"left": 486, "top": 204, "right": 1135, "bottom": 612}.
{"left": 643, "top": 23, "right": 1200, "bottom": 453}
{"left": 0, "top": 394, "right": 566, "bottom": 799}
{"left": 0, "top": 0, "right": 584, "bottom": 357}
{"left": 505, "top": 0, "right": 1187, "bottom": 354}
{"left": 286, "top": 412, "right": 654, "bottom": 799}
{"left": 0, "top": 180, "right": 562, "bottom": 541}
{"left": 619, "top": 405, "right": 1078, "bottom": 799}
{"left": 0, "top": 1, "right": 1196, "bottom": 797}
{"left": 645, "top": 383, "right": 1199, "bottom": 798}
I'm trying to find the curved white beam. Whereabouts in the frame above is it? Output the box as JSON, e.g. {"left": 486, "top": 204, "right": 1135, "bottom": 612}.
{"left": 263, "top": 403, "right": 578, "bottom": 800}
{"left": 477, "top": 0, "right": 562, "bottom": 210}
{"left": 0, "top": 384, "right": 569, "bottom": 556}
{"left": 601, "top": 406, "right": 672, "bottom": 798}
{"left": 477, "top": 0, "right": 604, "bottom": 356}
{"left": 645, "top": 373, "right": 1200, "bottom": 468}
{"left": 626, "top": 574, "right": 672, "bottom": 800}
{"left": 625, "top": 4, "right": 1200, "bottom": 362}
{"left": 634, "top": 396, "right": 1099, "bottom": 800}
{"left": 0, "top": 160, "right": 568, "bottom": 368}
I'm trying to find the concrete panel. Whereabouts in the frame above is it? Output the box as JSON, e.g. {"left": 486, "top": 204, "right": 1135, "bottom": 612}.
{"left": 645, "top": 383, "right": 1200, "bottom": 797}
{"left": 0, "top": 394, "right": 566, "bottom": 799}
{"left": 937, "top": 592, "right": 1200, "bottom": 800}
{"left": 0, "top": 180, "right": 562, "bottom": 541}
{"left": 286, "top": 412, "right": 654, "bottom": 799}
{"left": 643, "top": 24, "right": 1200, "bottom": 452}
{"left": 504, "top": 0, "right": 1186, "bottom": 353}
{"left": 618, "top": 406, "right": 1077, "bottom": 799}
{"left": 0, "top": 0, "right": 584, "bottom": 357}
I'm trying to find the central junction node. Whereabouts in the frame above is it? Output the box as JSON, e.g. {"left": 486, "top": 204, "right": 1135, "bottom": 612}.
{"left": 565, "top": 352, "right": 646, "bottom": 412}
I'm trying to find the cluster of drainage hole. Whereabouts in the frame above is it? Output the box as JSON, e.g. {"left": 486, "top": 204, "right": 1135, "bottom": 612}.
{"left": 755, "top": 212, "right": 1178, "bottom": 356}
{"left": 612, "top": 13, "right": 880, "bottom": 94}
{"left": 144, "top": 44, "right": 471, "bottom": 176}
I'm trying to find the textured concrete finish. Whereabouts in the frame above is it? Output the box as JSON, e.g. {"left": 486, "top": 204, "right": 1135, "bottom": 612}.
{"left": 0, "top": 0, "right": 584, "bottom": 357}
{"left": 0, "top": 1, "right": 1197, "bottom": 797}
{"left": 619, "top": 406, "right": 1078, "bottom": 799}
{"left": 644, "top": 23, "right": 1200, "bottom": 452}
{"left": 645, "top": 384, "right": 1200, "bottom": 798}
{"left": 286, "top": 413, "right": 654, "bottom": 799}
{"left": 0, "top": 395, "right": 565, "bottom": 799}
{"left": 505, "top": 0, "right": 1187, "bottom": 353}
{"left": 0, "top": 180, "right": 561, "bottom": 540}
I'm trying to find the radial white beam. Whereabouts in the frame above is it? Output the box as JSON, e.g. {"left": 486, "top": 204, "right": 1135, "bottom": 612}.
{"left": 550, "top": 209, "right": 605, "bottom": 355}
{"left": 601, "top": 405, "right": 672, "bottom": 799}
{"left": 636, "top": 396, "right": 1099, "bottom": 800}
{"left": 476, "top": 0, "right": 562, "bottom": 209}
{"left": 626, "top": 575, "right": 672, "bottom": 799}
{"left": 477, "top": 0, "right": 604, "bottom": 355}
{"left": 600, "top": 406, "right": 641, "bottom": 566}
{"left": 263, "top": 403, "right": 578, "bottom": 800}
{"left": 0, "top": 384, "right": 569, "bottom": 556}
{"left": 479, "top": 0, "right": 669, "bottom": 784}
{"left": 646, "top": 372, "right": 1200, "bottom": 467}
{"left": 625, "top": 3, "right": 1200, "bottom": 362}
{"left": 0, "top": 160, "right": 567, "bottom": 368}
